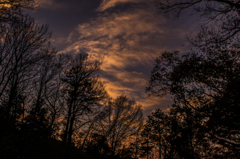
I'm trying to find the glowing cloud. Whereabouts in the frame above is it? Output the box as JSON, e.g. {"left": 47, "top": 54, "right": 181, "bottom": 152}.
{"left": 59, "top": 1, "right": 196, "bottom": 114}
{"left": 62, "top": 8, "right": 165, "bottom": 69}
{"left": 97, "top": 0, "right": 143, "bottom": 11}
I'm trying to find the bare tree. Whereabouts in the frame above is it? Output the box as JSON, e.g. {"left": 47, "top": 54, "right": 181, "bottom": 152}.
{"left": 154, "top": 0, "right": 240, "bottom": 47}
{"left": 94, "top": 95, "right": 143, "bottom": 157}
{"left": 0, "top": 15, "right": 52, "bottom": 123}
{"left": 0, "top": 0, "right": 35, "bottom": 22}
{"left": 23, "top": 52, "right": 67, "bottom": 138}
{"left": 42, "top": 54, "right": 70, "bottom": 138}
{"left": 61, "top": 53, "right": 108, "bottom": 144}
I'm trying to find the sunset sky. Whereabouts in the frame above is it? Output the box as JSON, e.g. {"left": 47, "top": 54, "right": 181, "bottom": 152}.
{"left": 31, "top": 0, "right": 200, "bottom": 116}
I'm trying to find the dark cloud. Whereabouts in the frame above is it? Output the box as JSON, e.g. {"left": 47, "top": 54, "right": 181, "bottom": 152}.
{"left": 31, "top": 0, "right": 200, "bottom": 116}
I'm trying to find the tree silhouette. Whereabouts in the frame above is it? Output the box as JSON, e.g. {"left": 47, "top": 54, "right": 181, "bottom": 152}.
{"left": 103, "top": 96, "right": 143, "bottom": 157}
{"left": 61, "top": 54, "right": 108, "bottom": 145}
{"left": 0, "top": 15, "right": 53, "bottom": 125}
{"left": 147, "top": 49, "right": 240, "bottom": 157}
{"left": 142, "top": 109, "right": 167, "bottom": 159}
{"left": 0, "top": 5, "right": 73, "bottom": 158}
{"left": 84, "top": 133, "right": 111, "bottom": 159}
{"left": 154, "top": 0, "right": 240, "bottom": 49}
{"left": 23, "top": 52, "right": 65, "bottom": 139}
{"left": 83, "top": 95, "right": 143, "bottom": 158}
{"left": 145, "top": 1, "right": 240, "bottom": 158}
{"left": 0, "top": 1, "right": 124, "bottom": 159}
{"left": 0, "top": 0, "right": 35, "bottom": 22}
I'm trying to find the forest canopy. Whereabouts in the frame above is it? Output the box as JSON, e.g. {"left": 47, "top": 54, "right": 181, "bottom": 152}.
{"left": 143, "top": 0, "right": 240, "bottom": 158}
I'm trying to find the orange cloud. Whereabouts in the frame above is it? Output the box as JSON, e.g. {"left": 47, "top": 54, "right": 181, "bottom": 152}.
{"left": 59, "top": 1, "right": 197, "bottom": 115}
{"left": 61, "top": 7, "right": 165, "bottom": 69}
{"left": 99, "top": 70, "right": 148, "bottom": 99}
{"left": 97, "top": 0, "right": 144, "bottom": 11}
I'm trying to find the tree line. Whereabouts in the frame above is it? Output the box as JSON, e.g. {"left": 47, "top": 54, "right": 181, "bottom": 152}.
{"left": 0, "top": 0, "right": 240, "bottom": 159}
{"left": 0, "top": 1, "right": 143, "bottom": 159}
{"left": 143, "top": 0, "right": 240, "bottom": 158}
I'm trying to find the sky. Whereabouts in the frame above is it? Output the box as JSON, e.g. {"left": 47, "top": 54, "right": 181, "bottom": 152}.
{"left": 30, "top": 0, "right": 200, "bottom": 116}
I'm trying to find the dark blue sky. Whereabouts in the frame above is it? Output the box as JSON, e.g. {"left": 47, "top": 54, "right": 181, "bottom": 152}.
{"left": 30, "top": 0, "right": 200, "bottom": 116}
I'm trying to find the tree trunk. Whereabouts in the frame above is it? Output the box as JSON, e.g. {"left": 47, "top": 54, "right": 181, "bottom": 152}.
{"left": 63, "top": 108, "right": 71, "bottom": 143}
{"left": 159, "top": 137, "right": 161, "bottom": 159}
{"left": 68, "top": 114, "right": 75, "bottom": 144}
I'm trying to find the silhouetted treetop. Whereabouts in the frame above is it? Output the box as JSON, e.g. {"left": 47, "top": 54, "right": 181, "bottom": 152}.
{"left": 146, "top": 48, "right": 240, "bottom": 157}
{"left": 154, "top": 0, "right": 240, "bottom": 19}
{"left": 0, "top": 0, "right": 35, "bottom": 22}
{"left": 154, "top": 0, "right": 240, "bottom": 47}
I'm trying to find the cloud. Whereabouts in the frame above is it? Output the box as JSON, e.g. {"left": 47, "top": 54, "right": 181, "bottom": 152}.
{"left": 61, "top": 7, "right": 166, "bottom": 68}
{"left": 35, "top": 0, "right": 68, "bottom": 9}
{"left": 59, "top": 2, "right": 197, "bottom": 115}
{"left": 100, "top": 70, "right": 148, "bottom": 98}
{"left": 97, "top": 0, "right": 144, "bottom": 11}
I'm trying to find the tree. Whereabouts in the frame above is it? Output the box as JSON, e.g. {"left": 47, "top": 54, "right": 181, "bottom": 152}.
{"left": 0, "top": 0, "right": 36, "bottom": 41}
{"left": 61, "top": 53, "right": 108, "bottom": 145}
{"left": 147, "top": 49, "right": 240, "bottom": 157}
{"left": 141, "top": 107, "right": 199, "bottom": 159}
{"left": 0, "top": 7, "right": 67, "bottom": 158}
{"left": 154, "top": 0, "right": 240, "bottom": 47}
{"left": 0, "top": 0, "right": 35, "bottom": 22}
{"left": 142, "top": 109, "right": 168, "bottom": 159}
{"left": 23, "top": 52, "right": 65, "bottom": 139}
{"left": 81, "top": 95, "right": 143, "bottom": 158}
{"left": 84, "top": 133, "right": 111, "bottom": 159}
{"left": 95, "top": 95, "right": 143, "bottom": 158}
{"left": 148, "top": 1, "right": 240, "bottom": 157}
{"left": 42, "top": 54, "right": 69, "bottom": 138}
{"left": 0, "top": 15, "right": 53, "bottom": 125}
{"left": 76, "top": 100, "right": 110, "bottom": 150}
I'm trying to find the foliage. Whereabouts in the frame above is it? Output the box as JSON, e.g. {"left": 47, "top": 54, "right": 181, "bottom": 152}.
{"left": 146, "top": 1, "right": 240, "bottom": 158}
{"left": 146, "top": 48, "right": 240, "bottom": 157}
